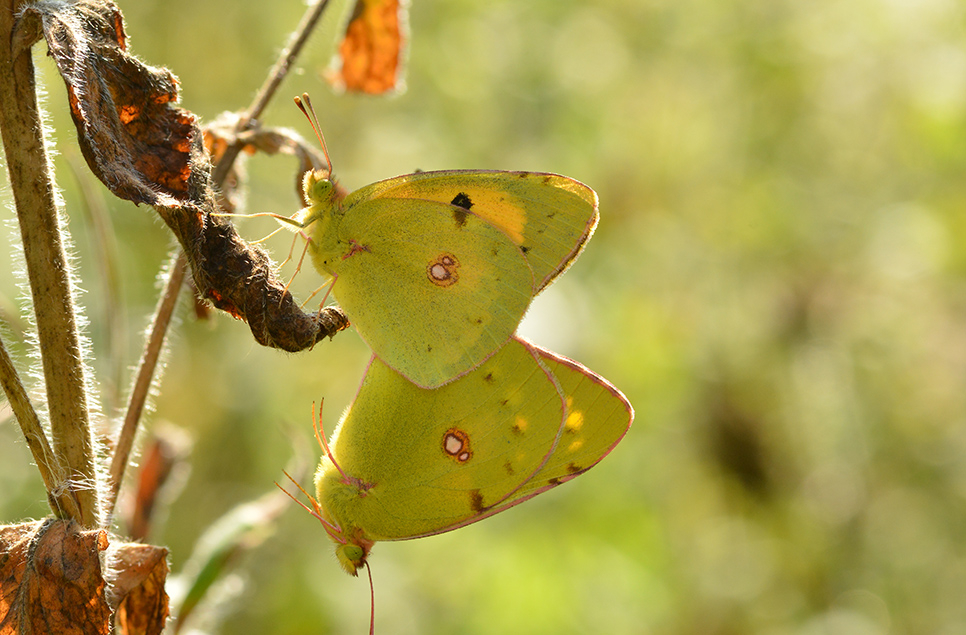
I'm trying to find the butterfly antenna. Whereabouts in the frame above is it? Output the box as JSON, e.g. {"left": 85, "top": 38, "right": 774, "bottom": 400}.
{"left": 313, "top": 400, "right": 350, "bottom": 483}
{"left": 275, "top": 471, "right": 343, "bottom": 542}
{"left": 367, "top": 563, "right": 376, "bottom": 635}
{"left": 295, "top": 93, "right": 332, "bottom": 173}
{"left": 278, "top": 233, "right": 313, "bottom": 307}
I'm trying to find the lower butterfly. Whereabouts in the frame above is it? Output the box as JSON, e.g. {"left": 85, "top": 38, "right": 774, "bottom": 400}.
{"left": 283, "top": 337, "right": 633, "bottom": 576}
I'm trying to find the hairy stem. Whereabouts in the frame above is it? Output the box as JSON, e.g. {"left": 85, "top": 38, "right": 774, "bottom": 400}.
{"left": 0, "top": 333, "right": 81, "bottom": 520}
{"left": 0, "top": 0, "right": 98, "bottom": 525}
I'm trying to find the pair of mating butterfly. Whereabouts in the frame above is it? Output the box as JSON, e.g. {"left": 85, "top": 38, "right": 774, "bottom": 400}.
{"left": 278, "top": 96, "right": 633, "bottom": 580}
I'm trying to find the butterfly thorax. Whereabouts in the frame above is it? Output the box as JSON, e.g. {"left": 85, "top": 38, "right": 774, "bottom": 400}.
{"left": 315, "top": 458, "right": 377, "bottom": 575}
{"left": 300, "top": 168, "right": 349, "bottom": 277}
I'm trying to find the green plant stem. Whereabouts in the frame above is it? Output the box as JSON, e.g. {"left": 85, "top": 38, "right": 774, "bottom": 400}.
{"left": 0, "top": 0, "right": 98, "bottom": 525}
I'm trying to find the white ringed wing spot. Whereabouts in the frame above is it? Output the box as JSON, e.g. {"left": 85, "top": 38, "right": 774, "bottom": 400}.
{"left": 427, "top": 252, "right": 460, "bottom": 287}
{"left": 443, "top": 428, "right": 472, "bottom": 463}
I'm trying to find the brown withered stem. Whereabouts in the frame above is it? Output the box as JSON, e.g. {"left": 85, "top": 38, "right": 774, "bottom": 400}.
{"left": 107, "top": 0, "right": 341, "bottom": 516}
{"left": 105, "top": 252, "right": 187, "bottom": 520}
{"left": 211, "top": 0, "right": 332, "bottom": 187}
{"left": 0, "top": 0, "right": 99, "bottom": 526}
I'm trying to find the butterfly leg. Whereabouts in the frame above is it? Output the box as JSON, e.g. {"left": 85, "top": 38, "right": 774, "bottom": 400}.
{"left": 300, "top": 273, "right": 337, "bottom": 309}
{"left": 279, "top": 230, "right": 314, "bottom": 306}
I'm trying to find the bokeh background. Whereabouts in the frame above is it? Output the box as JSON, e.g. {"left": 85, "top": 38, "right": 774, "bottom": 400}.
{"left": 3, "top": 0, "right": 966, "bottom": 632}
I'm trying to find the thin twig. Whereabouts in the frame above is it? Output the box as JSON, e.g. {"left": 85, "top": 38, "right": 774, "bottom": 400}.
{"left": 106, "top": 251, "right": 186, "bottom": 520}
{"left": 0, "top": 0, "right": 98, "bottom": 526}
{"left": 211, "top": 0, "right": 332, "bottom": 187}
{"left": 0, "top": 332, "right": 81, "bottom": 520}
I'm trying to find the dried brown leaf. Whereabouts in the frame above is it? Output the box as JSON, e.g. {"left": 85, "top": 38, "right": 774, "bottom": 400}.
{"left": 0, "top": 519, "right": 111, "bottom": 635}
{"left": 111, "top": 543, "right": 169, "bottom": 635}
{"left": 125, "top": 426, "right": 192, "bottom": 542}
{"left": 17, "top": 0, "right": 349, "bottom": 351}
{"left": 203, "top": 112, "right": 335, "bottom": 214}
{"left": 19, "top": 0, "right": 201, "bottom": 207}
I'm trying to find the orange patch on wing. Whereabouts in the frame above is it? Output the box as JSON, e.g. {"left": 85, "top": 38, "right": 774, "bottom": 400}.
{"left": 326, "top": 0, "right": 408, "bottom": 94}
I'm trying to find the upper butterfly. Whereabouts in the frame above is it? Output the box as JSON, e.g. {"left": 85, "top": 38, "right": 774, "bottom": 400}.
{"left": 293, "top": 95, "right": 598, "bottom": 388}
{"left": 284, "top": 337, "right": 633, "bottom": 576}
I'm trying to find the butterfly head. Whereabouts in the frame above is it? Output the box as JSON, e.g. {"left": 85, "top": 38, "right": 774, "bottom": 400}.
{"left": 302, "top": 167, "right": 339, "bottom": 206}
{"left": 334, "top": 533, "right": 373, "bottom": 576}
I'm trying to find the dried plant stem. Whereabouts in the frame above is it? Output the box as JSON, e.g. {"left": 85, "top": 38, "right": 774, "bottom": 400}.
{"left": 105, "top": 0, "right": 334, "bottom": 510}
{"left": 0, "top": 0, "right": 98, "bottom": 526}
{"left": 106, "top": 251, "right": 187, "bottom": 520}
{"left": 211, "top": 0, "right": 331, "bottom": 186}
{"left": 0, "top": 333, "right": 81, "bottom": 520}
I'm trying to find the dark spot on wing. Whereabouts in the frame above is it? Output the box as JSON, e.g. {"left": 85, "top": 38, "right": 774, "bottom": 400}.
{"left": 451, "top": 193, "right": 472, "bottom": 228}
{"left": 521, "top": 245, "right": 531, "bottom": 254}
{"left": 484, "top": 372, "right": 494, "bottom": 383}
{"left": 566, "top": 463, "right": 582, "bottom": 474}
{"left": 511, "top": 420, "right": 524, "bottom": 435}
{"left": 547, "top": 477, "right": 562, "bottom": 486}
{"left": 427, "top": 344, "right": 433, "bottom": 352}
{"left": 470, "top": 490, "right": 485, "bottom": 513}
{"left": 451, "top": 192, "right": 473, "bottom": 209}
{"left": 504, "top": 461, "right": 514, "bottom": 475}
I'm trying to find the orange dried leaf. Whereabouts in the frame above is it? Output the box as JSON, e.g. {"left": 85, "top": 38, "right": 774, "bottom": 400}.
{"left": 0, "top": 520, "right": 112, "bottom": 635}
{"left": 326, "top": 0, "right": 409, "bottom": 94}
{"left": 124, "top": 426, "right": 192, "bottom": 542}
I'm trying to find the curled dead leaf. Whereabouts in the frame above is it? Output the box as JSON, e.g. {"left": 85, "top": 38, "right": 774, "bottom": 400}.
{"left": 17, "top": 0, "right": 349, "bottom": 351}
{"left": 0, "top": 520, "right": 170, "bottom": 635}
{"left": 203, "top": 112, "right": 337, "bottom": 214}
{"left": 110, "top": 543, "right": 169, "bottom": 635}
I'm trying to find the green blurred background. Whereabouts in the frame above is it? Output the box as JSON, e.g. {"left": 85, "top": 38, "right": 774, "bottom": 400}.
{"left": 3, "top": 0, "right": 966, "bottom": 632}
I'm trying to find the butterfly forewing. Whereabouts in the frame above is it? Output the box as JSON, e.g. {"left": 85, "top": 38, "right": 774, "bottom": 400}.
{"left": 332, "top": 198, "right": 534, "bottom": 388}
{"left": 347, "top": 170, "right": 599, "bottom": 292}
